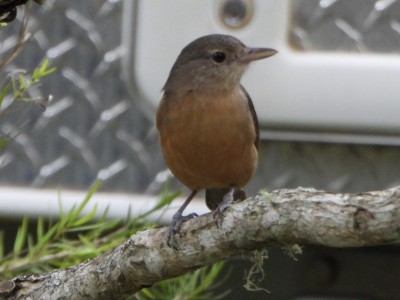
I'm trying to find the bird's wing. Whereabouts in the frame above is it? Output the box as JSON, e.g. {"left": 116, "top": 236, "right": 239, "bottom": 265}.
{"left": 241, "top": 85, "right": 259, "bottom": 149}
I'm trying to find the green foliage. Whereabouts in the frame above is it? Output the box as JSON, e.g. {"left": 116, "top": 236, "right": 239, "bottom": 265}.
{"left": 8, "top": 58, "right": 56, "bottom": 103}
{"left": 32, "top": 59, "right": 56, "bottom": 82}
{"left": 0, "top": 181, "right": 110, "bottom": 276}
{"left": 136, "top": 262, "right": 229, "bottom": 300}
{"left": 0, "top": 58, "right": 56, "bottom": 148}
{"left": 0, "top": 182, "right": 228, "bottom": 299}
{"left": 0, "top": 181, "right": 130, "bottom": 276}
{"left": 0, "top": 20, "right": 228, "bottom": 299}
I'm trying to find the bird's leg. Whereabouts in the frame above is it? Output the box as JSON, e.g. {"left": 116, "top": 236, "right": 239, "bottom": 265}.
{"left": 167, "top": 190, "right": 198, "bottom": 249}
{"left": 213, "top": 187, "right": 235, "bottom": 227}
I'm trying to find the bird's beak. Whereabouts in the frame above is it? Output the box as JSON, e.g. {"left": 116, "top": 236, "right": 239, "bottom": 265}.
{"left": 239, "top": 47, "right": 277, "bottom": 63}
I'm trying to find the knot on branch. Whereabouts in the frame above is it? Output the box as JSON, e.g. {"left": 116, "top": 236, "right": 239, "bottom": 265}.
{"left": 353, "top": 208, "right": 374, "bottom": 231}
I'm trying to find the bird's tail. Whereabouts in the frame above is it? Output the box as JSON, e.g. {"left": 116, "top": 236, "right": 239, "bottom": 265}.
{"left": 205, "top": 188, "right": 246, "bottom": 211}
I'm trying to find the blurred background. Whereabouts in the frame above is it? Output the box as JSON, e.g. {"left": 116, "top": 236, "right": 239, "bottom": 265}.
{"left": 1, "top": 0, "right": 400, "bottom": 299}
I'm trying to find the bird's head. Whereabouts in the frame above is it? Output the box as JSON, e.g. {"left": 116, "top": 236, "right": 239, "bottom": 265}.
{"left": 163, "top": 34, "right": 277, "bottom": 94}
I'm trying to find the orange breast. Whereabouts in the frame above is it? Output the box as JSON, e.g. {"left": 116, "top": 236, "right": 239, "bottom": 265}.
{"left": 157, "top": 88, "right": 258, "bottom": 190}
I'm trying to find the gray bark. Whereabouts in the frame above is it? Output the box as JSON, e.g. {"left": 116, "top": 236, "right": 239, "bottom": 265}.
{"left": 2, "top": 186, "right": 400, "bottom": 299}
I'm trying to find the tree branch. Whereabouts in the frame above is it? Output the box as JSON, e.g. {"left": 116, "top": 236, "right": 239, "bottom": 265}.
{"left": 2, "top": 186, "right": 400, "bottom": 299}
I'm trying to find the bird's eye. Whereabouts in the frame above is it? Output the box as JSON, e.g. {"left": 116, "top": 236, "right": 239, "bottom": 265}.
{"left": 211, "top": 52, "right": 226, "bottom": 63}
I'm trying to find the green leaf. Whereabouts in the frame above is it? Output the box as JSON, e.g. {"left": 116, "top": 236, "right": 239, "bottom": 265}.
{"left": 71, "top": 204, "right": 98, "bottom": 227}
{"left": 59, "top": 204, "right": 75, "bottom": 232}
{"left": 36, "top": 217, "right": 44, "bottom": 241}
{"left": 27, "top": 235, "right": 34, "bottom": 254}
{"left": 18, "top": 74, "right": 26, "bottom": 91}
{"left": 77, "top": 234, "right": 93, "bottom": 248}
{"left": 14, "top": 217, "right": 29, "bottom": 254}
{"left": 36, "top": 222, "right": 58, "bottom": 247}
{"left": 32, "top": 59, "right": 56, "bottom": 81}
{"left": 0, "top": 139, "right": 9, "bottom": 149}
{"left": 0, "top": 82, "right": 11, "bottom": 108}
{"left": 69, "top": 180, "right": 101, "bottom": 223}
{"left": 67, "top": 221, "right": 109, "bottom": 233}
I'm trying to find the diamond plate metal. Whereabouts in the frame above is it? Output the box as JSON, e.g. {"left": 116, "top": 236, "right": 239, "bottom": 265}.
{"left": 0, "top": 0, "right": 399, "bottom": 196}
{"left": 290, "top": 0, "right": 400, "bottom": 52}
{"left": 0, "top": 0, "right": 165, "bottom": 192}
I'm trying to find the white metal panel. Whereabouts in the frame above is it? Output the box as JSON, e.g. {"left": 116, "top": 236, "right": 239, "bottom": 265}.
{"left": 122, "top": 0, "right": 400, "bottom": 141}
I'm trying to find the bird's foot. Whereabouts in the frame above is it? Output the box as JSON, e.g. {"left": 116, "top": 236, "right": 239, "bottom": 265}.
{"left": 167, "top": 212, "right": 198, "bottom": 250}
{"left": 213, "top": 188, "right": 235, "bottom": 228}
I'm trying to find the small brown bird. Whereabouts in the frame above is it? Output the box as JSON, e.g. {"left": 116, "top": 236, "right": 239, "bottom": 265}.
{"left": 157, "top": 34, "right": 277, "bottom": 248}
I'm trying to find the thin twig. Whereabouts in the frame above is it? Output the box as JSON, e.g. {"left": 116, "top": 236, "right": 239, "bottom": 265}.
{"left": 0, "top": 2, "right": 33, "bottom": 70}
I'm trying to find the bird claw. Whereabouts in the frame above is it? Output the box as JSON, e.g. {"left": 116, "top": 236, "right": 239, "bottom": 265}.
{"left": 213, "top": 188, "right": 235, "bottom": 228}
{"left": 213, "top": 204, "right": 229, "bottom": 228}
{"left": 167, "top": 213, "right": 198, "bottom": 250}
{"left": 167, "top": 223, "right": 180, "bottom": 250}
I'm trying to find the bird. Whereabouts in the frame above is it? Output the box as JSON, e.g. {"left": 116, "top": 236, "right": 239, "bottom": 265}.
{"left": 156, "top": 34, "right": 277, "bottom": 249}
